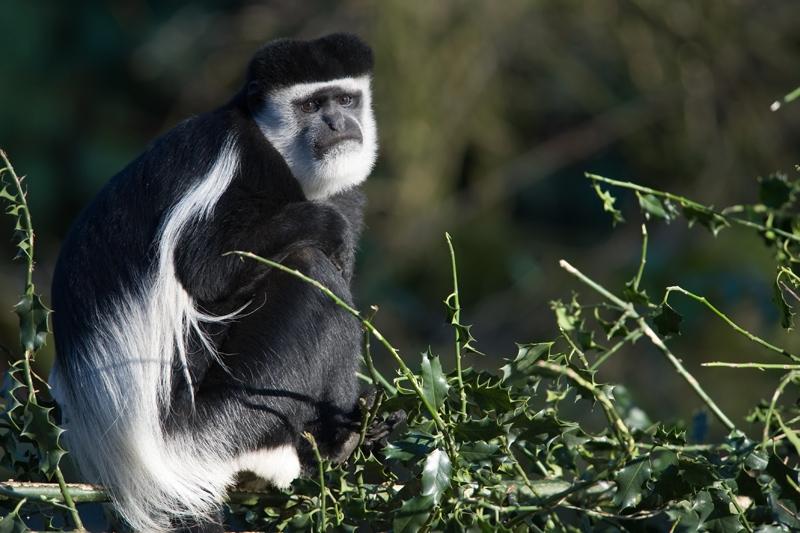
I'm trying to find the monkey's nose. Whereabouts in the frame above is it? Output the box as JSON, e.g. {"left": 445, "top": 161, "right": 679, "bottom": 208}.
{"left": 323, "top": 112, "right": 346, "bottom": 132}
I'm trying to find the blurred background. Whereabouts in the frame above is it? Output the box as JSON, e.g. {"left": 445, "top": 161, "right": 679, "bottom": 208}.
{"left": 1, "top": 0, "right": 799, "bottom": 436}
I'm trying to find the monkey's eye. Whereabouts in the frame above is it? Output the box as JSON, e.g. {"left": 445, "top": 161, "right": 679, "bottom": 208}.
{"left": 299, "top": 100, "right": 320, "bottom": 113}
{"left": 338, "top": 94, "right": 354, "bottom": 107}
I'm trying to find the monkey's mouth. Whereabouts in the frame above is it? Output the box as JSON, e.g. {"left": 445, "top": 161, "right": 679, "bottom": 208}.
{"left": 314, "top": 132, "right": 362, "bottom": 158}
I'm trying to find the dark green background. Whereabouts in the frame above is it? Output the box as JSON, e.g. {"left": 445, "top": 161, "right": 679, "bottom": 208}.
{"left": 1, "top": 0, "right": 799, "bottom": 435}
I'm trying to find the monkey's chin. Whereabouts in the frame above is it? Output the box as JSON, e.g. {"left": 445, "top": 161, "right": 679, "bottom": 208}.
{"left": 294, "top": 142, "right": 376, "bottom": 200}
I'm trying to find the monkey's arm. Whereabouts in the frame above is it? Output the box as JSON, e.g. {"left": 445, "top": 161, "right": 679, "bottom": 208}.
{"left": 174, "top": 189, "right": 355, "bottom": 310}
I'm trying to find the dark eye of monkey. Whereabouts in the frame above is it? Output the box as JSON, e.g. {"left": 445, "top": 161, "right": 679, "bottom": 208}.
{"left": 299, "top": 99, "right": 320, "bottom": 113}
{"left": 338, "top": 94, "right": 353, "bottom": 106}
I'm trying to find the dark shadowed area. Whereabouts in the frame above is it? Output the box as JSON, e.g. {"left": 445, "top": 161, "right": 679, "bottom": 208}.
{"left": 1, "top": 0, "right": 800, "bottom": 437}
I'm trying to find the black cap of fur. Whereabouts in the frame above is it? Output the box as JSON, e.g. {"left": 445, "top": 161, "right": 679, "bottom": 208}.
{"left": 245, "top": 33, "right": 373, "bottom": 105}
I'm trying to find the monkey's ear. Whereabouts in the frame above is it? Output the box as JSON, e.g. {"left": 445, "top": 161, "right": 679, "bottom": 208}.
{"left": 246, "top": 80, "right": 263, "bottom": 110}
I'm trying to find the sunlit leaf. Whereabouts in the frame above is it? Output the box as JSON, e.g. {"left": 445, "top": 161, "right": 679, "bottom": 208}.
{"left": 501, "top": 342, "right": 553, "bottom": 386}
{"left": 420, "top": 351, "right": 448, "bottom": 411}
{"left": 421, "top": 449, "right": 451, "bottom": 503}
{"left": 636, "top": 192, "right": 677, "bottom": 221}
{"left": 592, "top": 183, "right": 625, "bottom": 225}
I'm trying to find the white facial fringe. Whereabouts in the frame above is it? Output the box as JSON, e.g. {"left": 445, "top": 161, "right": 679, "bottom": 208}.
{"left": 50, "top": 138, "right": 245, "bottom": 532}
{"left": 256, "top": 75, "right": 379, "bottom": 200}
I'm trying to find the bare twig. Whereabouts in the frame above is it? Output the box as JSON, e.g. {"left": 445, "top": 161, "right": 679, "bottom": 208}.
{"left": 665, "top": 286, "right": 800, "bottom": 362}
{"left": 560, "top": 259, "right": 737, "bottom": 432}
{"left": 534, "top": 360, "right": 636, "bottom": 456}
{"left": 445, "top": 233, "right": 469, "bottom": 421}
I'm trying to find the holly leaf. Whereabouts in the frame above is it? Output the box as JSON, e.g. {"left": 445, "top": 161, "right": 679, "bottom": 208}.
{"left": 421, "top": 449, "right": 451, "bottom": 503}
{"left": 0, "top": 507, "right": 28, "bottom": 533}
{"left": 420, "top": 351, "right": 448, "bottom": 411}
{"left": 458, "top": 441, "right": 501, "bottom": 464}
{"left": 444, "top": 293, "right": 482, "bottom": 356}
{"left": 592, "top": 183, "right": 625, "bottom": 225}
{"left": 623, "top": 279, "right": 650, "bottom": 306}
{"left": 613, "top": 456, "right": 652, "bottom": 510}
{"left": 681, "top": 202, "right": 729, "bottom": 236}
{"left": 384, "top": 431, "right": 436, "bottom": 462}
{"left": 501, "top": 342, "right": 553, "bottom": 386}
{"left": 637, "top": 192, "right": 677, "bottom": 221}
{"left": 14, "top": 293, "right": 50, "bottom": 352}
{"left": 0, "top": 185, "right": 18, "bottom": 203}
{"left": 653, "top": 303, "right": 682, "bottom": 337}
{"left": 465, "top": 371, "right": 515, "bottom": 412}
{"left": 20, "top": 403, "right": 66, "bottom": 478}
{"left": 453, "top": 416, "right": 504, "bottom": 441}
{"left": 666, "top": 490, "right": 714, "bottom": 531}
{"left": 743, "top": 448, "right": 769, "bottom": 473}
{"left": 653, "top": 423, "right": 687, "bottom": 446}
{"left": 514, "top": 409, "right": 580, "bottom": 444}
{"left": 759, "top": 173, "right": 794, "bottom": 209}
{"left": 393, "top": 495, "right": 434, "bottom": 533}
{"left": 1, "top": 362, "right": 26, "bottom": 428}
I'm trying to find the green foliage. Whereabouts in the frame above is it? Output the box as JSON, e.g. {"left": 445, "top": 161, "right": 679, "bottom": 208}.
{"left": 3, "top": 156, "right": 800, "bottom": 532}
{"left": 221, "top": 166, "right": 800, "bottom": 531}
{"left": 0, "top": 152, "right": 81, "bottom": 530}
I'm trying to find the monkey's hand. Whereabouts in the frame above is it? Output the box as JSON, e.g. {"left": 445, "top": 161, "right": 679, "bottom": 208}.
{"left": 362, "top": 409, "right": 407, "bottom": 453}
{"left": 271, "top": 202, "right": 353, "bottom": 277}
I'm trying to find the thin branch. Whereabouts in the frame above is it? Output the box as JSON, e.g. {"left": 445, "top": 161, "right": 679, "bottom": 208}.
{"left": 0, "top": 481, "right": 310, "bottom": 507}
{"left": 665, "top": 286, "right": 799, "bottom": 362}
{"left": 591, "top": 329, "right": 642, "bottom": 371}
{"left": 0, "top": 150, "right": 35, "bottom": 292}
{"left": 55, "top": 468, "right": 85, "bottom": 530}
{"left": 560, "top": 259, "right": 737, "bottom": 432}
{"left": 534, "top": 360, "right": 636, "bottom": 456}
{"left": 762, "top": 371, "right": 799, "bottom": 447}
{"left": 559, "top": 327, "right": 591, "bottom": 369}
{"left": 633, "top": 224, "right": 648, "bottom": 292}
{"left": 362, "top": 305, "right": 397, "bottom": 396}
{"left": 0, "top": 482, "right": 107, "bottom": 503}
{"left": 585, "top": 173, "right": 800, "bottom": 246}
{"left": 303, "top": 432, "right": 328, "bottom": 532}
{"left": 703, "top": 362, "right": 800, "bottom": 370}
{"left": 445, "top": 233, "right": 468, "bottom": 421}
{"left": 771, "top": 85, "right": 800, "bottom": 111}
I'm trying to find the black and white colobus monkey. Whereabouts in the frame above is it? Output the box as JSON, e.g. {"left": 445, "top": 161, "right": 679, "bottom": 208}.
{"left": 49, "top": 33, "right": 379, "bottom": 531}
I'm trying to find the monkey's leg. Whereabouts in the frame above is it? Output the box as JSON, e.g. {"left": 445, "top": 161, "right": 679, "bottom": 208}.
{"left": 169, "top": 247, "right": 364, "bottom": 484}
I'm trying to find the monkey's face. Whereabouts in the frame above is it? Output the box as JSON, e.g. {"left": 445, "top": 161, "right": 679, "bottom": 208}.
{"left": 255, "top": 76, "right": 377, "bottom": 200}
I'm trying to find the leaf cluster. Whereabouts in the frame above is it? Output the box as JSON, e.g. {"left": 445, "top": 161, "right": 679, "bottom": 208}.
{"left": 2, "top": 159, "right": 800, "bottom": 532}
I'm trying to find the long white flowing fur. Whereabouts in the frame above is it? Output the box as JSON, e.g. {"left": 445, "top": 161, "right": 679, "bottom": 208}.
{"left": 51, "top": 138, "right": 245, "bottom": 532}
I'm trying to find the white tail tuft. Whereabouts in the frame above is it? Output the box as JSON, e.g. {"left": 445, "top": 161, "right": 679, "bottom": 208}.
{"left": 51, "top": 138, "right": 244, "bottom": 531}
